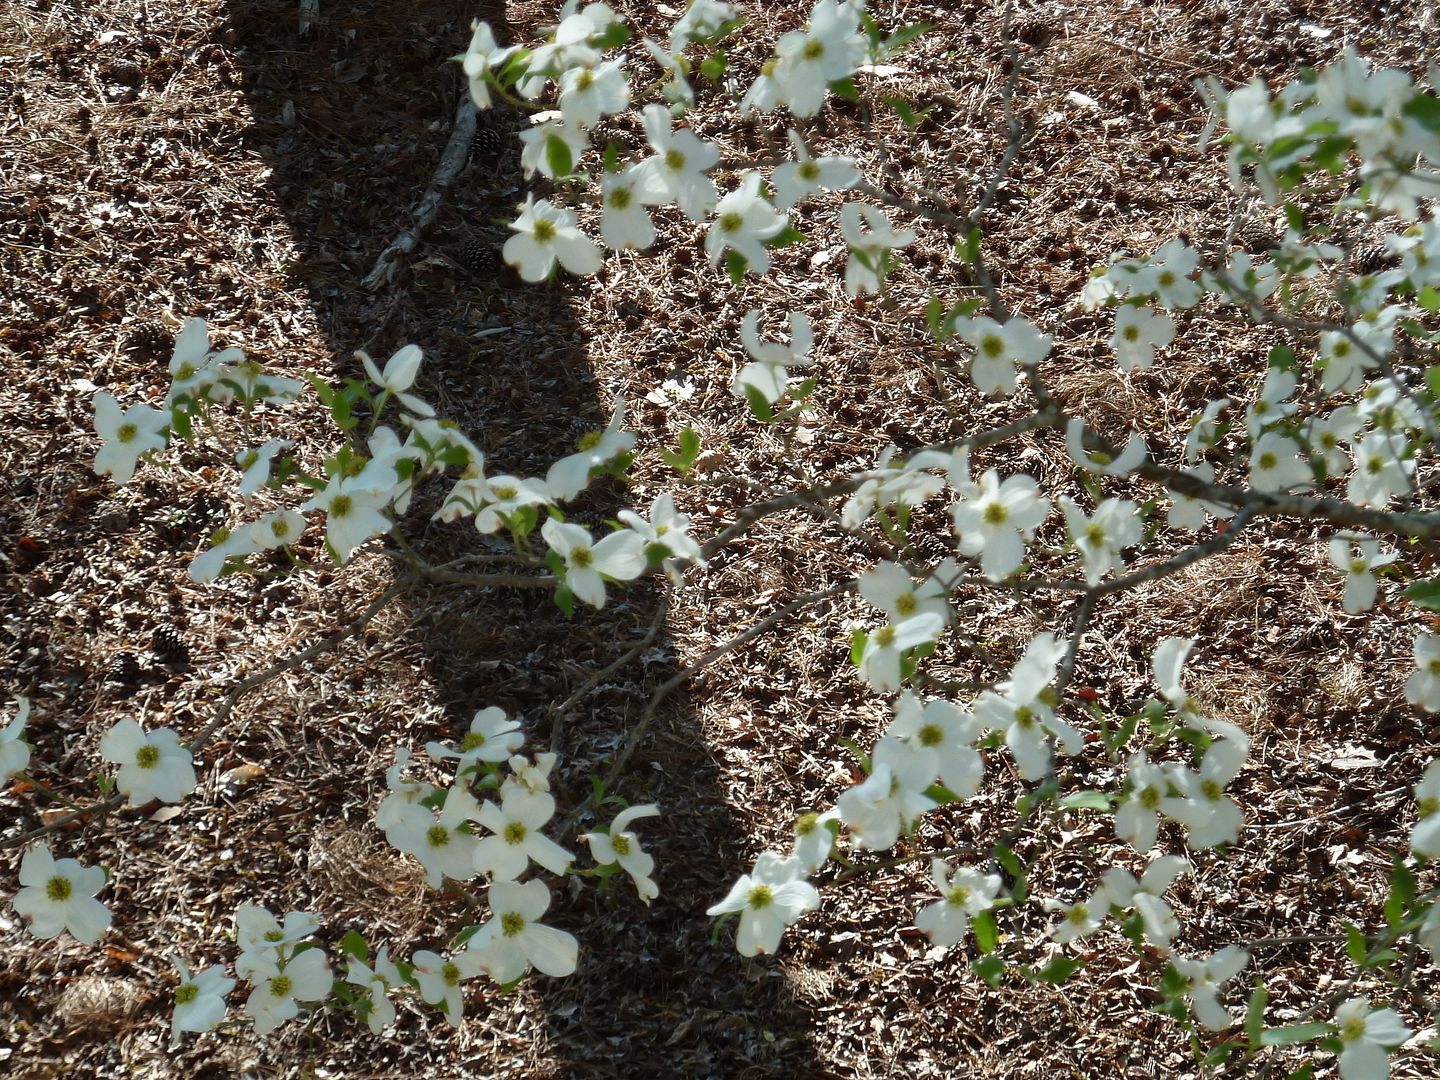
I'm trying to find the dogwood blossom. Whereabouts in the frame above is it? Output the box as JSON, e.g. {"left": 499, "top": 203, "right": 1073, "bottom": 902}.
{"left": 358, "top": 344, "right": 433, "bottom": 417}
{"left": 1347, "top": 431, "right": 1414, "bottom": 507}
{"left": 1065, "top": 418, "right": 1147, "bottom": 476}
{"left": 972, "top": 633, "right": 1083, "bottom": 781}
{"left": 503, "top": 195, "right": 603, "bottom": 281}
{"left": 915, "top": 860, "right": 1003, "bottom": 947}
{"left": 835, "top": 736, "right": 937, "bottom": 849}
{"left": 617, "top": 492, "right": 706, "bottom": 567}
{"left": 1333, "top": 998, "right": 1413, "bottom": 1080}
{"left": 519, "top": 117, "right": 590, "bottom": 180}
{"left": 732, "top": 309, "right": 814, "bottom": 405}
{"left": 469, "top": 475, "right": 553, "bottom": 534}
{"left": 1162, "top": 736, "right": 1247, "bottom": 849}
{"left": 12, "top": 842, "right": 110, "bottom": 944}
{"left": 956, "top": 314, "right": 1053, "bottom": 397}
{"left": 93, "top": 391, "right": 169, "bottom": 485}
{"left": 473, "top": 787, "right": 575, "bottom": 881}
{"left": 1328, "top": 534, "right": 1396, "bottom": 614}
{"left": 1245, "top": 368, "right": 1298, "bottom": 438}
{"left": 840, "top": 203, "right": 915, "bottom": 296}
{"left": 1115, "top": 751, "right": 1172, "bottom": 853}
{"left": 464, "top": 879, "right": 580, "bottom": 981}
{"left": 1184, "top": 398, "right": 1229, "bottom": 462}
{"left": 1131, "top": 238, "right": 1202, "bottom": 308}
{"left": 1410, "top": 760, "right": 1440, "bottom": 859}
{"left": 1, "top": 695, "right": 31, "bottom": 786}
{"left": 345, "top": 945, "right": 403, "bottom": 1034}
{"left": 304, "top": 470, "right": 395, "bottom": 562}
{"left": 385, "top": 784, "right": 483, "bottom": 888}
{"left": 546, "top": 398, "right": 636, "bottom": 501}
{"left": 670, "top": 0, "right": 737, "bottom": 51}
{"left": 1167, "top": 463, "right": 1233, "bottom": 531}
{"left": 856, "top": 611, "right": 945, "bottom": 692}
{"left": 1046, "top": 888, "right": 1108, "bottom": 945}
{"left": 859, "top": 561, "right": 951, "bottom": 625}
{"left": 99, "top": 718, "right": 197, "bottom": 806}
{"left": 171, "top": 957, "right": 235, "bottom": 1041}
{"left": 631, "top": 104, "right": 719, "bottom": 220}
{"left": 427, "top": 706, "right": 526, "bottom": 774}
{"left": 248, "top": 508, "right": 307, "bottom": 553}
{"left": 772, "top": 128, "right": 859, "bottom": 210}
{"left": 706, "top": 171, "right": 787, "bottom": 274}
{"left": 460, "top": 20, "right": 516, "bottom": 109}
{"left": 1171, "top": 947, "right": 1249, "bottom": 1029}
{"left": 1305, "top": 405, "right": 1363, "bottom": 476}
{"left": 410, "top": 949, "right": 473, "bottom": 1025}
{"left": 951, "top": 470, "right": 1049, "bottom": 581}
{"left": 163, "top": 316, "right": 242, "bottom": 404}
{"left": 707, "top": 851, "right": 820, "bottom": 956}
{"left": 884, "top": 691, "right": 984, "bottom": 797}
{"left": 542, "top": 519, "right": 648, "bottom": 609}
{"left": 599, "top": 168, "right": 655, "bottom": 250}
{"left": 1099, "top": 856, "right": 1190, "bottom": 947}
{"left": 1111, "top": 304, "right": 1175, "bottom": 371}
{"left": 1249, "top": 432, "right": 1311, "bottom": 493}
{"left": 791, "top": 809, "right": 841, "bottom": 874}
{"left": 235, "top": 439, "right": 292, "bottom": 495}
{"left": 770, "top": 0, "right": 866, "bottom": 117}
{"left": 1061, "top": 496, "right": 1142, "bottom": 584}
{"left": 375, "top": 748, "right": 435, "bottom": 841}
{"left": 583, "top": 803, "right": 660, "bottom": 903}
{"left": 558, "top": 57, "right": 629, "bottom": 128}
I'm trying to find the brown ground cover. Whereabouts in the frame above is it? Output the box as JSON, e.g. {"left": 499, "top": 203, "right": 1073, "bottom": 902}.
{"left": 3, "top": 0, "right": 1439, "bottom": 1076}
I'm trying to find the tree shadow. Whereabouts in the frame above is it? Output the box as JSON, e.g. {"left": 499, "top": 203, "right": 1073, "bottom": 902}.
{"left": 221, "top": 0, "right": 828, "bottom": 1074}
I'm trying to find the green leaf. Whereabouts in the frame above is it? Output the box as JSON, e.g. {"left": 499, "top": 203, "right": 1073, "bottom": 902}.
{"left": 1343, "top": 922, "right": 1367, "bottom": 966}
{"left": 885, "top": 95, "right": 937, "bottom": 129}
{"left": 1282, "top": 201, "right": 1305, "bottom": 235}
{"left": 602, "top": 141, "right": 621, "bottom": 173}
{"left": 1032, "top": 955, "right": 1081, "bottom": 984}
{"left": 992, "top": 842, "right": 1023, "bottom": 880}
{"left": 1403, "top": 580, "right": 1440, "bottom": 612}
{"left": 1402, "top": 91, "right": 1440, "bottom": 134}
{"left": 881, "top": 22, "right": 934, "bottom": 56}
{"left": 725, "top": 249, "right": 748, "bottom": 284}
{"left": 1267, "top": 344, "right": 1297, "bottom": 371}
{"left": 1259, "top": 1022, "right": 1333, "bottom": 1047}
{"left": 545, "top": 134, "right": 574, "bottom": 179}
{"left": 836, "top": 735, "right": 871, "bottom": 774}
{"left": 971, "top": 954, "right": 1004, "bottom": 987}
{"left": 1245, "top": 978, "right": 1268, "bottom": 1049}
{"left": 849, "top": 627, "right": 868, "bottom": 667}
{"left": 1057, "top": 790, "right": 1113, "bottom": 811}
{"left": 1385, "top": 855, "right": 1417, "bottom": 927}
{"left": 553, "top": 584, "right": 574, "bottom": 617}
{"left": 971, "top": 910, "right": 998, "bottom": 954}
{"left": 743, "top": 383, "right": 774, "bottom": 422}
{"left": 1285, "top": 1065, "right": 1316, "bottom": 1080}
{"left": 957, "top": 227, "right": 983, "bottom": 265}
{"left": 1201, "top": 1040, "right": 1244, "bottom": 1067}
{"left": 659, "top": 427, "right": 702, "bottom": 475}
{"left": 1419, "top": 285, "right": 1440, "bottom": 314}
{"left": 699, "top": 51, "right": 726, "bottom": 82}
{"left": 590, "top": 22, "right": 631, "bottom": 49}
{"left": 340, "top": 930, "right": 369, "bottom": 963}
{"left": 829, "top": 76, "right": 859, "bottom": 101}
{"left": 922, "top": 782, "right": 962, "bottom": 805}
{"left": 767, "top": 225, "right": 807, "bottom": 248}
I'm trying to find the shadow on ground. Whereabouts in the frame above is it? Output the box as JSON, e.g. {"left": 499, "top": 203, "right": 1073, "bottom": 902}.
{"left": 222, "top": 0, "right": 828, "bottom": 1074}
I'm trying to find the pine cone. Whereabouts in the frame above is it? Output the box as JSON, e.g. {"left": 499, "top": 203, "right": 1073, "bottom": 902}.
{"left": 1012, "top": 14, "right": 1056, "bottom": 48}
{"left": 150, "top": 625, "right": 190, "bottom": 666}
{"left": 471, "top": 124, "right": 505, "bottom": 167}
{"left": 1349, "top": 238, "right": 1396, "bottom": 276}
{"left": 460, "top": 237, "right": 500, "bottom": 276}
{"left": 106, "top": 651, "right": 141, "bottom": 686}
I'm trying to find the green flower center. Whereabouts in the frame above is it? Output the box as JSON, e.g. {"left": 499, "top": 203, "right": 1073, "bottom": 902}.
{"left": 609, "top": 185, "right": 633, "bottom": 210}
{"left": 895, "top": 593, "right": 916, "bottom": 616}
{"left": 664, "top": 148, "right": 687, "bottom": 172}
{"left": 461, "top": 732, "right": 487, "bottom": 752}
{"left": 135, "top": 744, "right": 159, "bottom": 769}
{"left": 796, "top": 812, "right": 820, "bottom": 836}
{"left": 917, "top": 723, "right": 943, "bottom": 748}
{"left": 175, "top": 983, "right": 199, "bottom": 1006}
{"left": 1122, "top": 325, "right": 1140, "bottom": 342}
{"left": 1157, "top": 270, "right": 1176, "bottom": 288}
{"left": 1140, "top": 786, "right": 1162, "bottom": 810}
{"left": 330, "top": 494, "right": 353, "bottom": 519}
{"left": 1067, "top": 903, "right": 1090, "bottom": 924}
{"left": 1341, "top": 1015, "right": 1367, "bottom": 1042}
{"left": 1201, "top": 778, "right": 1224, "bottom": 801}
{"left": 980, "top": 334, "right": 1005, "bottom": 358}
{"left": 503, "top": 821, "right": 527, "bottom": 845}
{"left": 269, "top": 974, "right": 293, "bottom": 998}
{"left": 501, "top": 911, "right": 526, "bottom": 937}
{"left": 720, "top": 211, "right": 744, "bottom": 233}
{"left": 1257, "top": 452, "right": 1277, "bottom": 470}
{"left": 442, "top": 961, "right": 460, "bottom": 986}
{"left": 802, "top": 39, "right": 824, "bottom": 61}
{"left": 533, "top": 218, "right": 557, "bottom": 243}
{"left": 494, "top": 484, "right": 518, "bottom": 500}
{"left": 117, "top": 422, "right": 138, "bottom": 445}
{"left": 571, "top": 546, "right": 594, "bottom": 569}
{"left": 1084, "top": 523, "right": 1107, "bottom": 547}
{"left": 983, "top": 502, "right": 1009, "bottom": 526}
{"left": 797, "top": 160, "right": 820, "bottom": 182}
{"left": 747, "top": 884, "right": 774, "bottom": 909}
{"left": 576, "top": 69, "right": 595, "bottom": 90}
{"left": 612, "top": 834, "right": 632, "bottom": 857}
{"left": 46, "top": 876, "right": 73, "bottom": 903}
{"left": 427, "top": 824, "right": 450, "bottom": 848}
{"left": 577, "top": 430, "right": 603, "bottom": 451}
{"left": 874, "top": 625, "right": 897, "bottom": 647}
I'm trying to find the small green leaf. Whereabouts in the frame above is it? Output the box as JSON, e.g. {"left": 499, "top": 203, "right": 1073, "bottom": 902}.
{"left": 553, "top": 583, "right": 574, "bottom": 617}
{"left": 1402, "top": 91, "right": 1440, "bottom": 134}
{"left": 340, "top": 930, "right": 369, "bottom": 963}
{"left": 545, "top": 134, "right": 574, "bottom": 179}
{"left": 1245, "top": 978, "right": 1268, "bottom": 1049}
{"left": 1201, "top": 1040, "right": 1244, "bottom": 1067}
{"left": 1259, "top": 1022, "right": 1333, "bottom": 1047}
{"left": 1385, "top": 855, "right": 1417, "bottom": 927}
{"left": 590, "top": 22, "right": 631, "bottom": 49}
{"left": 829, "top": 76, "right": 859, "bottom": 101}
{"left": 767, "top": 225, "right": 807, "bottom": 248}
{"left": 699, "top": 51, "right": 726, "bottom": 82}
{"left": 744, "top": 383, "right": 774, "bottom": 422}
{"left": 1418, "top": 284, "right": 1440, "bottom": 314}
{"left": 1403, "top": 580, "right": 1440, "bottom": 612}
{"left": 1267, "top": 344, "right": 1297, "bottom": 371}
{"left": 971, "top": 954, "right": 1004, "bottom": 987}
{"left": 602, "top": 141, "right": 621, "bottom": 173}
{"left": 1343, "top": 922, "right": 1367, "bottom": 966}
{"left": 1058, "top": 790, "right": 1113, "bottom": 811}
{"left": 725, "top": 249, "right": 748, "bottom": 284}
{"left": 880, "top": 22, "right": 934, "bottom": 56}
{"left": 972, "top": 910, "right": 998, "bottom": 954}
{"left": 1285, "top": 1065, "right": 1316, "bottom": 1080}
{"left": 1032, "top": 955, "right": 1081, "bottom": 984}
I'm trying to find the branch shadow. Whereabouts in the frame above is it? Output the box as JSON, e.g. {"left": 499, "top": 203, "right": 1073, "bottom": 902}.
{"left": 220, "top": 0, "right": 829, "bottom": 1074}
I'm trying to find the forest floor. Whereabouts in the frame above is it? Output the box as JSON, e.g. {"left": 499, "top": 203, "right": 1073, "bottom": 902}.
{"left": 3, "top": 0, "right": 1440, "bottom": 1077}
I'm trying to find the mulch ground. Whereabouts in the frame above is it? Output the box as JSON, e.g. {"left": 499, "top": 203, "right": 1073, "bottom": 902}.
{"left": 3, "top": 0, "right": 1439, "bottom": 1076}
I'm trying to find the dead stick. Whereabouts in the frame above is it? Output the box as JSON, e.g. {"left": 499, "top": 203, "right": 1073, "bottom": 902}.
{"left": 362, "top": 93, "right": 477, "bottom": 290}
